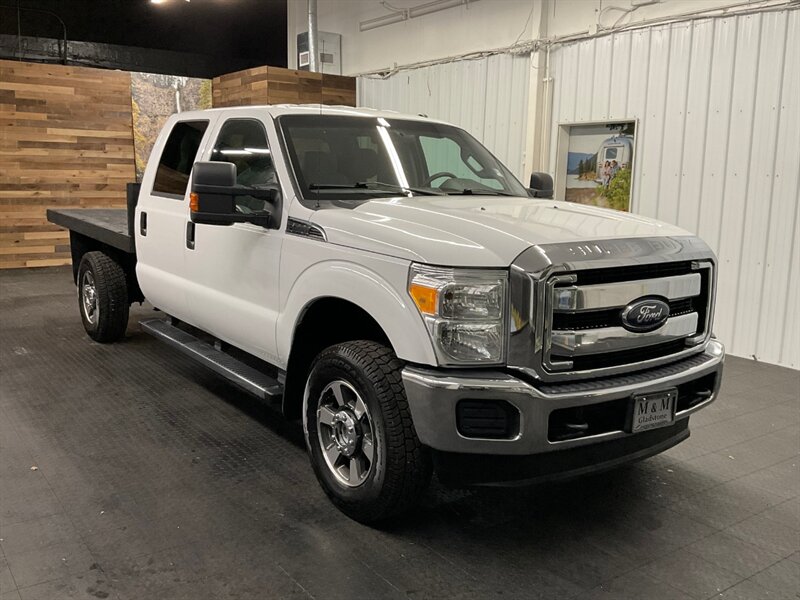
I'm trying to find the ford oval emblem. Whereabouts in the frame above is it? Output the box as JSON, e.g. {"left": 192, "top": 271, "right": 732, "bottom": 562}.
{"left": 621, "top": 297, "right": 670, "bottom": 332}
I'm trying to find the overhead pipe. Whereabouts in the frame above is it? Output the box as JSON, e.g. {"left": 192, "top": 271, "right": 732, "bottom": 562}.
{"left": 307, "top": 0, "right": 319, "bottom": 72}
{"left": 0, "top": 3, "right": 68, "bottom": 64}
{"left": 360, "top": 0, "right": 479, "bottom": 33}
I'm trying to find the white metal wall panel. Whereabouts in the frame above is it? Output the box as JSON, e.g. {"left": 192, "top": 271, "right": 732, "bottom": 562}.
{"left": 733, "top": 11, "right": 788, "bottom": 358}
{"left": 696, "top": 17, "right": 737, "bottom": 251}
{"left": 715, "top": 14, "right": 763, "bottom": 355}
{"left": 608, "top": 32, "right": 632, "bottom": 119}
{"left": 590, "top": 35, "right": 614, "bottom": 120}
{"left": 357, "top": 53, "right": 530, "bottom": 178}
{"left": 637, "top": 25, "right": 672, "bottom": 218}
{"left": 657, "top": 22, "right": 692, "bottom": 226}
{"left": 548, "top": 9, "right": 800, "bottom": 368}
{"left": 675, "top": 18, "right": 714, "bottom": 234}
{"left": 575, "top": 42, "right": 597, "bottom": 122}
{"left": 757, "top": 8, "right": 799, "bottom": 367}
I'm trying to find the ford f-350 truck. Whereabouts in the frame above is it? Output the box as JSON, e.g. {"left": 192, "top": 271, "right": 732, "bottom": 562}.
{"left": 48, "top": 105, "right": 724, "bottom": 523}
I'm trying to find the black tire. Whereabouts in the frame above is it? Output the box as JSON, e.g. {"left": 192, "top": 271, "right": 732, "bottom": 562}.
{"left": 77, "top": 251, "right": 129, "bottom": 343}
{"left": 304, "top": 340, "right": 432, "bottom": 523}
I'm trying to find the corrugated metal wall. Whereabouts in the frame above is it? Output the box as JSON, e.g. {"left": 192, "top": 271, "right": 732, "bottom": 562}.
{"left": 358, "top": 53, "right": 531, "bottom": 179}
{"left": 357, "top": 8, "right": 799, "bottom": 369}
{"left": 547, "top": 9, "right": 799, "bottom": 368}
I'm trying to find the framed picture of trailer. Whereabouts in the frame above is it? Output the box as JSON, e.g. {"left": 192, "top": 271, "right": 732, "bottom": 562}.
{"left": 553, "top": 120, "right": 637, "bottom": 212}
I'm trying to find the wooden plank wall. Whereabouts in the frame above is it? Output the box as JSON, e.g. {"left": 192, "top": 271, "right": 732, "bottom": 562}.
{"left": 212, "top": 66, "right": 356, "bottom": 108}
{"left": 0, "top": 60, "right": 353, "bottom": 269}
{"left": 0, "top": 59, "right": 135, "bottom": 269}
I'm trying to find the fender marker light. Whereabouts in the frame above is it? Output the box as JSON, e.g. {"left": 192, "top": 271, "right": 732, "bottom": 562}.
{"left": 409, "top": 283, "right": 438, "bottom": 315}
{"left": 190, "top": 192, "right": 199, "bottom": 212}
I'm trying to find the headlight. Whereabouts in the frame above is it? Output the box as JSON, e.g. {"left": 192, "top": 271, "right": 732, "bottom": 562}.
{"left": 408, "top": 264, "right": 507, "bottom": 365}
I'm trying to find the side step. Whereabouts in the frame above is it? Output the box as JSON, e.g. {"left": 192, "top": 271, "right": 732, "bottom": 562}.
{"left": 140, "top": 318, "right": 283, "bottom": 401}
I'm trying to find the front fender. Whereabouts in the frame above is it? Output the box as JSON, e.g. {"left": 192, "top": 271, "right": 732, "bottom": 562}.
{"left": 276, "top": 258, "right": 437, "bottom": 366}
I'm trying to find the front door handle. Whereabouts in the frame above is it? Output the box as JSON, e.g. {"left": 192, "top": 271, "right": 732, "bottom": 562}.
{"left": 186, "top": 221, "right": 195, "bottom": 250}
{"left": 140, "top": 212, "right": 147, "bottom": 236}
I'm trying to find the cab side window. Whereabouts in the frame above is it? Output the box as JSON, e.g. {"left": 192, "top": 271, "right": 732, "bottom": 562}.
{"left": 152, "top": 120, "right": 208, "bottom": 197}
{"left": 211, "top": 119, "right": 277, "bottom": 213}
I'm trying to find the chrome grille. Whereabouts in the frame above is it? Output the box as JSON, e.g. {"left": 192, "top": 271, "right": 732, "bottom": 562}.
{"left": 507, "top": 236, "right": 717, "bottom": 382}
{"left": 545, "top": 264, "right": 712, "bottom": 373}
{"left": 553, "top": 273, "right": 702, "bottom": 312}
{"left": 551, "top": 312, "right": 699, "bottom": 356}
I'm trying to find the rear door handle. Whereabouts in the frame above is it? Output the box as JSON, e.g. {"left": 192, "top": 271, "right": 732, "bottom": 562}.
{"left": 140, "top": 212, "right": 147, "bottom": 236}
{"left": 186, "top": 221, "right": 195, "bottom": 249}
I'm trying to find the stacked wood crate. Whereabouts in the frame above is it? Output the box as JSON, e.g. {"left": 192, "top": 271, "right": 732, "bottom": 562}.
{"left": 320, "top": 73, "right": 359, "bottom": 106}
{"left": 0, "top": 59, "right": 135, "bottom": 269}
{"left": 212, "top": 66, "right": 356, "bottom": 108}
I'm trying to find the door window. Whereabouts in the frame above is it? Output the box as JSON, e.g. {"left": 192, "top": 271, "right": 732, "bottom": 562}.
{"left": 152, "top": 120, "right": 208, "bottom": 197}
{"left": 211, "top": 119, "right": 277, "bottom": 214}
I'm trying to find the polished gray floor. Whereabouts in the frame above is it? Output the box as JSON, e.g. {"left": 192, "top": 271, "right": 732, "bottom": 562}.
{"left": 1, "top": 267, "right": 798, "bottom": 600}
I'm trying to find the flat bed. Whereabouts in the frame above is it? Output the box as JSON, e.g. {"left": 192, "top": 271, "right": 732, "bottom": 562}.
{"left": 47, "top": 208, "right": 134, "bottom": 254}
{"left": 46, "top": 205, "right": 142, "bottom": 301}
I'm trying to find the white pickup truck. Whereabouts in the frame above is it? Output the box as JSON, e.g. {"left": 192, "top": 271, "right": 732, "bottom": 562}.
{"left": 48, "top": 105, "right": 724, "bottom": 523}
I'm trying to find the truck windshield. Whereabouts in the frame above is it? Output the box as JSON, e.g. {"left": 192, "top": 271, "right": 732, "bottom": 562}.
{"left": 278, "top": 115, "right": 528, "bottom": 203}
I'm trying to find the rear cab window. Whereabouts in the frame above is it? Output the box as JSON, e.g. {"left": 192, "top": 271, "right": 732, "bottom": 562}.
{"left": 152, "top": 120, "right": 209, "bottom": 198}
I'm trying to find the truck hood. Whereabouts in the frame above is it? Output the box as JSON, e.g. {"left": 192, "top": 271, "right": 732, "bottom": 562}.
{"left": 310, "top": 196, "right": 692, "bottom": 267}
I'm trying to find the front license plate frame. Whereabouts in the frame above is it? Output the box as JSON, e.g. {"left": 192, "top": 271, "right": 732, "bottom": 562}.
{"left": 627, "top": 388, "right": 678, "bottom": 433}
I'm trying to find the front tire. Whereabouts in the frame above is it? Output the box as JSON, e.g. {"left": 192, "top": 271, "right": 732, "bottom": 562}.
{"left": 304, "top": 340, "right": 431, "bottom": 523}
{"left": 77, "top": 251, "right": 129, "bottom": 343}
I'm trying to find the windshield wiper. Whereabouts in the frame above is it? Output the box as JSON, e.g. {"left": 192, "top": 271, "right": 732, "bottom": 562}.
{"left": 362, "top": 181, "right": 445, "bottom": 196}
{"left": 309, "top": 181, "right": 444, "bottom": 196}
{"left": 443, "top": 188, "right": 516, "bottom": 197}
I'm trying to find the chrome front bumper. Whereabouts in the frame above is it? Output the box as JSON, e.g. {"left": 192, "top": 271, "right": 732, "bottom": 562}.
{"left": 402, "top": 339, "right": 724, "bottom": 456}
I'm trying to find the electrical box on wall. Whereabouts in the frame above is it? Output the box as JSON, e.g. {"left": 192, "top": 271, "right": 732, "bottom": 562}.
{"left": 297, "top": 31, "right": 342, "bottom": 75}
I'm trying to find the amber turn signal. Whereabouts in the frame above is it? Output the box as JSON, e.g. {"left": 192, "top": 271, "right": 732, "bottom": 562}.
{"left": 189, "top": 192, "right": 199, "bottom": 212}
{"left": 409, "top": 283, "right": 438, "bottom": 315}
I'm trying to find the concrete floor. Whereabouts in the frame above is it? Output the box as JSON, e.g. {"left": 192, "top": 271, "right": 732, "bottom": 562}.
{"left": 0, "top": 266, "right": 798, "bottom": 600}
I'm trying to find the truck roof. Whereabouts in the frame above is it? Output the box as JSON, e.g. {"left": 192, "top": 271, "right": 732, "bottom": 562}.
{"left": 173, "top": 104, "right": 449, "bottom": 125}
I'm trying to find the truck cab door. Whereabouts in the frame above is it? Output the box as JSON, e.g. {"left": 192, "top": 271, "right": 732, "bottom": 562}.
{"left": 135, "top": 117, "right": 216, "bottom": 322}
{"left": 182, "top": 113, "right": 285, "bottom": 365}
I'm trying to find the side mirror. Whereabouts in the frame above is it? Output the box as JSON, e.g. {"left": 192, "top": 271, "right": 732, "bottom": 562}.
{"left": 528, "top": 172, "right": 554, "bottom": 199}
{"left": 190, "top": 161, "right": 276, "bottom": 228}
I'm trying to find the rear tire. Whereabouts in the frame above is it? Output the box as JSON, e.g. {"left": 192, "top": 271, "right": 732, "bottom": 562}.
{"left": 304, "top": 340, "right": 432, "bottom": 523}
{"left": 77, "top": 251, "right": 129, "bottom": 343}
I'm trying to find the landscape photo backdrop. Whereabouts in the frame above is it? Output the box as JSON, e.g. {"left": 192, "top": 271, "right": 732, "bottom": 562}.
{"left": 131, "top": 72, "right": 212, "bottom": 181}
